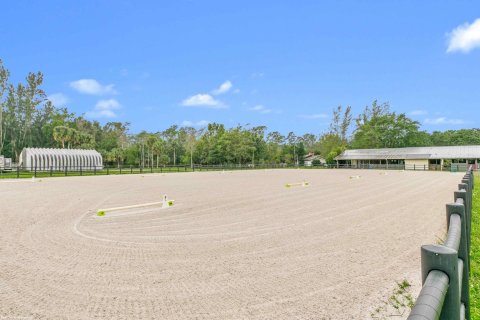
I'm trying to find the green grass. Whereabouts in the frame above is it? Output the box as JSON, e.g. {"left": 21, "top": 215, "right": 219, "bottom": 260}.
{"left": 471, "top": 173, "right": 480, "bottom": 318}
{"left": 370, "top": 279, "right": 415, "bottom": 319}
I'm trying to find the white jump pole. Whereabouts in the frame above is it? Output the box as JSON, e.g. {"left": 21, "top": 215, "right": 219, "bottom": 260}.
{"left": 285, "top": 180, "right": 309, "bottom": 188}
{"left": 97, "top": 194, "right": 174, "bottom": 215}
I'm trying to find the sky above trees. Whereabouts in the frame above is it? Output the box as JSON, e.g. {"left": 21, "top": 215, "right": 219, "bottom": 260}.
{"left": 0, "top": 1, "right": 479, "bottom": 135}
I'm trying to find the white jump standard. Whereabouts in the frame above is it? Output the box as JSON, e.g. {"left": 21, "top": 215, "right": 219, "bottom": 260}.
{"left": 96, "top": 195, "right": 174, "bottom": 216}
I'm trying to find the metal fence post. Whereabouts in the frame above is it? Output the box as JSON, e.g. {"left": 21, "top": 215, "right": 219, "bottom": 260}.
{"left": 446, "top": 202, "right": 470, "bottom": 319}
{"left": 16, "top": 166, "right": 20, "bottom": 178}
{"left": 462, "top": 177, "right": 472, "bottom": 212}
{"left": 455, "top": 189, "right": 469, "bottom": 253}
{"left": 421, "top": 244, "right": 460, "bottom": 319}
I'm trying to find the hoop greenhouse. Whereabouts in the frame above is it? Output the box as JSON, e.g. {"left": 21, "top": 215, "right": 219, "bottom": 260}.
{"left": 19, "top": 148, "right": 103, "bottom": 171}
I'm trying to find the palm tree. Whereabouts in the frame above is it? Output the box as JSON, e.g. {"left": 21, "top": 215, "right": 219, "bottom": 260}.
{"left": 53, "top": 126, "right": 70, "bottom": 148}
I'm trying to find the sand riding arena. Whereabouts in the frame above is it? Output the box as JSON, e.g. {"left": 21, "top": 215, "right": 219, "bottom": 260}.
{"left": 0, "top": 169, "right": 463, "bottom": 319}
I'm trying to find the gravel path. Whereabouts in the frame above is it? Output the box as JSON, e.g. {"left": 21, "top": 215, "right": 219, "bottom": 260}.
{"left": 0, "top": 169, "right": 462, "bottom": 319}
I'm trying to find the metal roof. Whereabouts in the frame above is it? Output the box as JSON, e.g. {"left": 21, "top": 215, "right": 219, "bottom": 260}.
{"left": 335, "top": 145, "right": 480, "bottom": 160}
{"left": 20, "top": 147, "right": 101, "bottom": 157}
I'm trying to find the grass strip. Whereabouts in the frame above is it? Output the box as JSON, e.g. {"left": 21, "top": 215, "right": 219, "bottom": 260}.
{"left": 471, "top": 173, "right": 480, "bottom": 318}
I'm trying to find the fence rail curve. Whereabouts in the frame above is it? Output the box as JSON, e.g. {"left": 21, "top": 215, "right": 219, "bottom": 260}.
{"left": 408, "top": 166, "right": 474, "bottom": 320}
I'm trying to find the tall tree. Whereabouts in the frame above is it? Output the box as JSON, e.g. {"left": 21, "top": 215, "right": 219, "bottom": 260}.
{"left": 0, "top": 59, "right": 10, "bottom": 155}
{"left": 162, "top": 125, "right": 180, "bottom": 165}
{"left": 183, "top": 127, "right": 199, "bottom": 168}
{"left": 53, "top": 126, "right": 71, "bottom": 148}
{"left": 351, "top": 101, "right": 427, "bottom": 149}
{"left": 318, "top": 105, "right": 352, "bottom": 161}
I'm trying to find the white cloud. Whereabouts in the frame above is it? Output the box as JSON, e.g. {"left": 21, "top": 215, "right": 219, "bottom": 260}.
{"left": 70, "top": 79, "right": 117, "bottom": 95}
{"left": 249, "top": 105, "right": 272, "bottom": 114}
{"left": 212, "top": 80, "right": 232, "bottom": 95}
{"left": 424, "top": 117, "right": 465, "bottom": 125}
{"left": 298, "top": 113, "right": 328, "bottom": 119}
{"left": 447, "top": 18, "right": 480, "bottom": 53}
{"left": 86, "top": 99, "right": 121, "bottom": 119}
{"left": 181, "top": 94, "right": 226, "bottom": 108}
{"left": 181, "top": 120, "right": 210, "bottom": 127}
{"left": 95, "top": 99, "right": 121, "bottom": 110}
{"left": 409, "top": 110, "right": 428, "bottom": 116}
{"left": 181, "top": 81, "right": 233, "bottom": 108}
{"left": 48, "top": 93, "right": 69, "bottom": 106}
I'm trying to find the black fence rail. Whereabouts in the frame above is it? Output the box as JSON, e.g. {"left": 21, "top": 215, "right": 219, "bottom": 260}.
{"left": 408, "top": 167, "right": 474, "bottom": 320}
{"left": 1, "top": 162, "right": 476, "bottom": 179}
{"left": 0, "top": 163, "right": 311, "bottom": 179}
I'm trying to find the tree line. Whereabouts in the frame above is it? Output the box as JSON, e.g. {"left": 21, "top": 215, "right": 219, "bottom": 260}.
{"left": 1, "top": 59, "right": 479, "bottom": 167}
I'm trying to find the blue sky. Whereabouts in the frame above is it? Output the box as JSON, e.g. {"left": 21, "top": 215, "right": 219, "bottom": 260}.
{"left": 1, "top": 1, "right": 479, "bottom": 135}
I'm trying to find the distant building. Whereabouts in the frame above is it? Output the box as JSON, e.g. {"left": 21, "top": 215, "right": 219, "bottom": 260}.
{"left": 335, "top": 146, "right": 480, "bottom": 170}
{"left": 0, "top": 155, "right": 12, "bottom": 171}
{"left": 19, "top": 148, "right": 103, "bottom": 171}
{"left": 303, "top": 153, "right": 326, "bottom": 167}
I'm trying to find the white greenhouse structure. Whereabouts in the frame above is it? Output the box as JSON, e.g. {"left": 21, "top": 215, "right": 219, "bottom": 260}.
{"left": 19, "top": 148, "right": 103, "bottom": 171}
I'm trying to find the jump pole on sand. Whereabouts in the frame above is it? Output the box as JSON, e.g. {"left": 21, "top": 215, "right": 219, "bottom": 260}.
{"left": 285, "top": 181, "right": 309, "bottom": 188}
{"left": 97, "top": 195, "right": 174, "bottom": 216}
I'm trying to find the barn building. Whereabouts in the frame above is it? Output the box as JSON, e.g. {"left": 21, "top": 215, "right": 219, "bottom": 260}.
{"left": 303, "top": 153, "right": 326, "bottom": 167}
{"left": 19, "top": 148, "right": 103, "bottom": 171}
{"left": 335, "top": 145, "right": 480, "bottom": 171}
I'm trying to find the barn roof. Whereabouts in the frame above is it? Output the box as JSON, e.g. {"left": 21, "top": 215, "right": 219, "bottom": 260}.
{"left": 20, "top": 147, "right": 101, "bottom": 157}
{"left": 335, "top": 145, "right": 480, "bottom": 160}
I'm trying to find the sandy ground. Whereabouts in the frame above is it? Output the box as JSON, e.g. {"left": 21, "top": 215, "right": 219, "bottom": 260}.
{"left": 0, "top": 169, "right": 463, "bottom": 319}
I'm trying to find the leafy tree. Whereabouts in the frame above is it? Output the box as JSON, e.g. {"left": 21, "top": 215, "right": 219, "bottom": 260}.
{"left": 350, "top": 101, "right": 427, "bottom": 149}
{"left": 182, "top": 127, "right": 199, "bottom": 168}
{"left": 301, "top": 133, "right": 317, "bottom": 151}
{"left": 266, "top": 131, "right": 285, "bottom": 164}
{"left": 109, "top": 148, "right": 126, "bottom": 167}
{"left": 330, "top": 105, "right": 352, "bottom": 141}
{"left": 162, "top": 125, "right": 181, "bottom": 165}
{"left": 53, "top": 126, "right": 71, "bottom": 148}
{"left": 318, "top": 105, "right": 352, "bottom": 160}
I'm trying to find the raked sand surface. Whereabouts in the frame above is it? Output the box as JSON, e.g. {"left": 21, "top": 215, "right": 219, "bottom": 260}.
{"left": 0, "top": 169, "right": 463, "bottom": 319}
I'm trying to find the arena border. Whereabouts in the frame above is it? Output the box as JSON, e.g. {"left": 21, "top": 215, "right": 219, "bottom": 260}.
{"left": 408, "top": 167, "right": 474, "bottom": 319}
